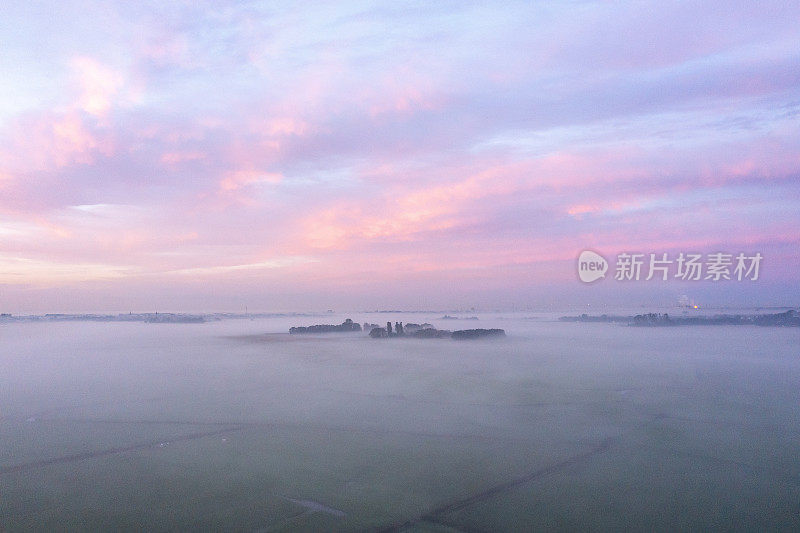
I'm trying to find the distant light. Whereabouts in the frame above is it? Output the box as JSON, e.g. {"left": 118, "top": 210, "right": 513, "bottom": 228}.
{"left": 693, "top": 305, "right": 699, "bottom": 309}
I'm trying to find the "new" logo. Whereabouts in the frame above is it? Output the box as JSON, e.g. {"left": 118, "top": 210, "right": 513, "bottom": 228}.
{"left": 577, "top": 250, "right": 608, "bottom": 283}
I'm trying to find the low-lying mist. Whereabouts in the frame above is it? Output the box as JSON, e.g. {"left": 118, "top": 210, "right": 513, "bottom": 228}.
{"left": 1, "top": 313, "right": 798, "bottom": 531}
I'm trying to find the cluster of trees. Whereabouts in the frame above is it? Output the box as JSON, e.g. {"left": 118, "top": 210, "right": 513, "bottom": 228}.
{"left": 289, "top": 318, "right": 362, "bottom": 334}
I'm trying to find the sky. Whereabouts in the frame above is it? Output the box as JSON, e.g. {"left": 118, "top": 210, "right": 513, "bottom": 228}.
{"left": 1, "top": 0, "right": 799, "bottom": 313}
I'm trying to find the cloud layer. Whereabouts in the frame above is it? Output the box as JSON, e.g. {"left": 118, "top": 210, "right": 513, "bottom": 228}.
{"left": 1, "top": 1, "right": 798, "bottom": 311}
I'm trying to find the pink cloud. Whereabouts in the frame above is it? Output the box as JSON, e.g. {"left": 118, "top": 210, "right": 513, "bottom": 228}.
{"left": 256, "top": 117, "right": 310, "bottom": 137}
{"left": 219, "top": 170, "right": 283, "bottom": 191}
{"left": 365, "top": 69, "right": 444, "bottom": 118}
{"left": 300, "top": 163, "right": 521, "bottom": 249}
{"left": 0, "top": 111, "right": 113, "bottom": 177}
{"left": 160, "top": 151, "right": 206, "bottom": 165}
{"left": 50, "top": 113, "right": 105, "bottom": 166}
{"left": 69, "top": 56, "right": 124, "bottom": 117}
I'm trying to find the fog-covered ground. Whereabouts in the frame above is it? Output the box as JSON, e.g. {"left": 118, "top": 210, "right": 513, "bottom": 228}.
{"left": 1, "top": 313, "right": 798, "bottom": 531}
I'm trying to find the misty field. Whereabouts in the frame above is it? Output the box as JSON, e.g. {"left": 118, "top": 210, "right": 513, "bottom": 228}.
{"left": 1, "top": 314, "right": 798, "bottom": 531}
